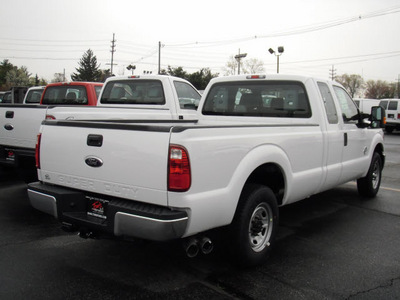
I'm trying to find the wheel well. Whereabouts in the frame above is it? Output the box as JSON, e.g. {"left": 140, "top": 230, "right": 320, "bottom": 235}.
{"left": 245, "top": 163, "right": 285, "bottom": 205}
{"left": 374, "top": 143, "right": 385, "bottom": 167}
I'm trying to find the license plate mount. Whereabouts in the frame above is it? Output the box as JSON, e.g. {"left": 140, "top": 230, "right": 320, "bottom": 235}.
{"left": 5, "top": 148, "right": 15, "bottom": 161}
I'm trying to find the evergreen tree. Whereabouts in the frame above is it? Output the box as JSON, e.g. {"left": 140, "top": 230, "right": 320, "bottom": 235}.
{"left": 0, "top": 59, "right": 14, "bottom": 87}
{"left": 71, "top": 49, "right": 102, "bottom": 82}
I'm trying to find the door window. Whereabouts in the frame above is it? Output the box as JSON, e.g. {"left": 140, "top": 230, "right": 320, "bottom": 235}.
{"left": 333, "top": 86, "right": 359, "bottom": 124}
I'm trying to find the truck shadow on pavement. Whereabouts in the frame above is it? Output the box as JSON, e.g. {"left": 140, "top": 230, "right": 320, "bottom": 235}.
{"left": 1, "top": 181, "right": 398, "bottom": 299}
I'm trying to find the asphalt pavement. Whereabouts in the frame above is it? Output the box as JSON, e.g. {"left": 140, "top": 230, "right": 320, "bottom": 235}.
{"left": 0, "top": 134, "right": 399, "bottom": 299}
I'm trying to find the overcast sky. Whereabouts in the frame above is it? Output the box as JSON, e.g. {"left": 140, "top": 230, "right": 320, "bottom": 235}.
{"left": 1, "top": 0, "right": 400, "bottom": 83}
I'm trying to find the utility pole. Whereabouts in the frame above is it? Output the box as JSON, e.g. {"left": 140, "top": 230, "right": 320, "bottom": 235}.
{"left": 109, "top": 33, "right": 117, "bottom": 75}
{"left": 329, "top": 65, "right": 337, "bottom": 81}
{"left": 397, "top": 74, "right": 400, "bottom": 98}
{"left": 235, "top": 49, "right": 247, "bottom": 75}
{"left": 158, "top": 41, "right": 161, "bottom": 74}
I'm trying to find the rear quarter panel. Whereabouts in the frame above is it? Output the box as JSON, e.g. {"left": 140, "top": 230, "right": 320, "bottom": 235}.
{"left": 167, "top": 122, "right": 324, "bottom": 236}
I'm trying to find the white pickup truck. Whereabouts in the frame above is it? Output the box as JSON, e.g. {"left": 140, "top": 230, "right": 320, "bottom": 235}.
{"left": 28, "top": 75, "right": 385, "bottom": 266}
{"left": 0, "top": 75, "right": 200, "bottom": 169}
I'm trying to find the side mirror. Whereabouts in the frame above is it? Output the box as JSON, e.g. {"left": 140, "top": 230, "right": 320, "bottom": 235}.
{"left": 370, "top": 106, "right": 386, "bottom": 128}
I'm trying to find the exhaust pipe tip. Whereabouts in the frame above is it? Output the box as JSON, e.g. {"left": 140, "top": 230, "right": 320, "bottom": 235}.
{"left": 78, "top": 228, "right": 96, "bottom": 239}
{"left": 183, "top": 238, "right": 199, "bottom": 258}
{"left": 200, "top": 237, "right": 213, "bottom": 255}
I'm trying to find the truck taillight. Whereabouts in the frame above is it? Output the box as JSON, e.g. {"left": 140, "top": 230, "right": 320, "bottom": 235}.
{"left": 168, "top": 145, "right": 191, "bottom": 192}
{"left": 45, "top": 114, "right": 55, "bottom": 120}
{"left": 246, "top": 75, "right": 266, "bottom": 79}
{"left": 35, "top": 134, "right": 42, "bottom": 169}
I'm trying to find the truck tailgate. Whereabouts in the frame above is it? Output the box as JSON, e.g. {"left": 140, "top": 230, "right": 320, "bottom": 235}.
{"left": 38, "top": 121, "right": 172, "bottom": 206}
{"left": 0, "top": 105, "right": 47, "bottom": 149}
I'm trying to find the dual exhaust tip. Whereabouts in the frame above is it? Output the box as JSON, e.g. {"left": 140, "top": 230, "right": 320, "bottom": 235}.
{"left": 64, "top": 222, "right": 213, "bottom": 258}
{"left": 183, "top": 236, "right": 213, "bottom": 258}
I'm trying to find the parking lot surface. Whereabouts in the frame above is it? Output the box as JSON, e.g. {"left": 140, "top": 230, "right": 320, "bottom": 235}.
{"left": 0, "top": 134, "right": 399, "bottom": 299}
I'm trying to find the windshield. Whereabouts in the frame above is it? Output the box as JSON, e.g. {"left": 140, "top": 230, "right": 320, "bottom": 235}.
{"left": 42, "top": 86, "right": 88, "bottom": 105}
{"left": 202, "top": 81, "right": 311, "bottom": 118}
{"left": 100, "top": 80, "right": 165, "bottom": 105}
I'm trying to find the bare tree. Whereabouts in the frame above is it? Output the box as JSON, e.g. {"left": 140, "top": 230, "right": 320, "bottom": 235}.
{"left": 51, "top": 73, "right": 65, "bottom": 83}
{"left": 336, "top": 74, "right": 364, "bottom": 98}
{"left": 222, "top": 55, "right": 238, "bottom": 76}
{"left": 243, "top": 58, "right": 265, "bottom": 74}
{"left": 223, "top": 56, "right": 265, "bottom": 75}
{"left": 365, "top": 80, "right": 395, "bottom": 99}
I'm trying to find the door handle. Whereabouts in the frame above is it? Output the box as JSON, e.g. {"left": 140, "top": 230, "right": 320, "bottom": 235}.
{"left": 5, "top": 111, "right": 14, "bottom": 118}
{"left": 87, "top": 134, "right": 103, "bottom": 147}
{"left": 344, "top": 133, "right": 348, "bottom": 146}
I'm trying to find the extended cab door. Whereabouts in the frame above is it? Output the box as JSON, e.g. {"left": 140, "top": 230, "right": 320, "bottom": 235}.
{"left": 317, "top": 81, "right": 343, "bottom": 189}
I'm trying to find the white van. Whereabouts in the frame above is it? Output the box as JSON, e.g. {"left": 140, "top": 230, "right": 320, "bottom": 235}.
{"left": 379, "top": 99, "right": 400, "bottom": 133}
{"left": 353, "top": 98, "right": 381, "bottom": 113}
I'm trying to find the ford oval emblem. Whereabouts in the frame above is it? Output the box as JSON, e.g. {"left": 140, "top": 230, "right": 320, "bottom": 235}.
{"left": 85, "top": 156, "right": 103, "bottom": 168}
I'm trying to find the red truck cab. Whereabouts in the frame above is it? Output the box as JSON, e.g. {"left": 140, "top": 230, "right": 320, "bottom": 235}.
{"left": 40, "top": 82, "right": 103, "bottom": 105}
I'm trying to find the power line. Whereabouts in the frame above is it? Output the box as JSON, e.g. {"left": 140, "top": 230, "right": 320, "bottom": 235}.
{"left": 164, "top": 5, "right": 400, "bottom": 48}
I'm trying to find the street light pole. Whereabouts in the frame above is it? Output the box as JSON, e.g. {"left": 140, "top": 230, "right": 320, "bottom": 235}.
{"left": 268, "top": 46, "right": 284, "bottom": 74}
{"left": 235, "top": 49, "right": 247, "bottom": 75}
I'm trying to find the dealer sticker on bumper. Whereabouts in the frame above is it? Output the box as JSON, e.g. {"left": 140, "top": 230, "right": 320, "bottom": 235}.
{"left": 86, "top": 196, "right": 109, "bottom": 219}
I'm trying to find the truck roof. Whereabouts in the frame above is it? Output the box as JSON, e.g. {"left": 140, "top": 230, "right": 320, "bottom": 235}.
{"left": 104, "top": 74, "right": 191, "bottom": 83}
{"left": 45, "top": 82, "right": 103, "bottom": 87}
{"left": 208, "top": 74, "right": 334, "bottom": 84}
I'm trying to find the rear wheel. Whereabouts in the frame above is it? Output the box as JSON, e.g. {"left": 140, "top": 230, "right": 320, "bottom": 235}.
{"left": 357, "top": 152, "right": 382, "bottom": 198}
{"left": 229, "top": 184, "right": 279, "bottom": 267}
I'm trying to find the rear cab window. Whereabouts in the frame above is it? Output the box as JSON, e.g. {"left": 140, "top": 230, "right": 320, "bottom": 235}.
{"left": 42, "top": 86, "right": 88, "bottom": 105}
{"left": 202, "top": 81, "right": 311, "bottom": 118}
{"left": 100, "top": 80, "right": 165, "bottom": 105}
{"left": 25, "top": 88, "right": 45, "bottom": 104}
{"left": 94, "top": 86, "right": 102, "bottom": 99}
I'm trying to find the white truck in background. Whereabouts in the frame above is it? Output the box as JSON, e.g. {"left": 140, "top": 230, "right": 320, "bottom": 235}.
{"left": 45, "top": 75, "right": 201, "bottom": 121}
{"left": 28, "top": 75, "right": 385, "bottom": 266}
{"left": 23, "top": 86, "right": 45, "bottom": 104}
{"left": 0, "top": 75, "right": 200, "bottom": 171}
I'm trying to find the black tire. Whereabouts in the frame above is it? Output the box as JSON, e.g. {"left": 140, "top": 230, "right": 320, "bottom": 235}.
{"left": 357, "top": 152, "right": 382, "bottom": 198}
{"left": 229, "top": 184, "right": 279, "bottom": 267}
{"left": 385, "top": 127, "right": 394, "bottom": 134}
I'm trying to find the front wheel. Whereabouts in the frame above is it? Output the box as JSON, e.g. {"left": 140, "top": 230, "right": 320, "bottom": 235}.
{"left": 357, "top": 152, "right": 383, "bottom": 198}
{"left": 229, "top": 184, "right": 279, "bottom": 267}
